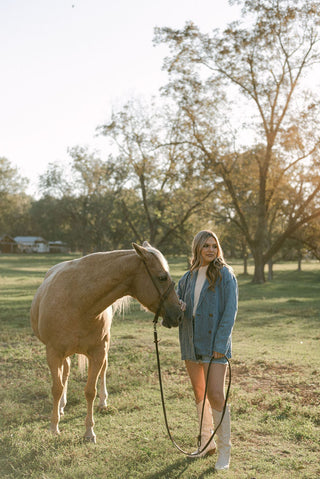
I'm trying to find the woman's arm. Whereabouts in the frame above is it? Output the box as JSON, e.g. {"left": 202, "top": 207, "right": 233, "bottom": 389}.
{"left": 213, "top": 270, "right": 238, "bottom": 355}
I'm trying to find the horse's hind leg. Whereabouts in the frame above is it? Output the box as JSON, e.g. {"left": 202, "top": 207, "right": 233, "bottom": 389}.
{"left": 84, "top": 346, "right": 106, "bottom": 443}
{"left": 59, "top": 356, "right": 71, "bottom": 415}
{"left": 98, "top": 354, "right": 108, "bottom": 411}
{"left": 46, "top": 346, "right": 64, "bottom": 435}
{"left": 98, "top": 320, "right": 111, "bottom": 411}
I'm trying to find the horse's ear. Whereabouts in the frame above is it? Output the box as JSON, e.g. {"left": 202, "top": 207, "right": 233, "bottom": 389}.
{"left": 142, "top": 241, "right": 151, "bottom": 248}
{"left": 132, "top": 243, "right": 146, "bottom": 259}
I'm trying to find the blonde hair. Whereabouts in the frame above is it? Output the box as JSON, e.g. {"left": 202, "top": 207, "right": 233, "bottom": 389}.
{"left": 190, "top": 230, "right": 227, "bottom": 290}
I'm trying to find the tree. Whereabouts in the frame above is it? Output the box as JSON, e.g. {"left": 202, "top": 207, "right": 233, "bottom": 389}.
{"left": 37, "top": 147, "right": 124, "bottom": 253}
{"left": 298, "top": 218, "right": 320, "bottom": 260}
{"left": 285, "top": 217, "right": 320, "bottom": 265}
{"left": 30, "top": 195, "right": 71, "bottom": 243}
{"left": 98, "top": 98, "right": 217, "bottom": 253}
{"left": 0, "top": 157, "right": 31, "bottom": 236}
{"left": 154, "top": 0, "right": 320, "bottom": 282}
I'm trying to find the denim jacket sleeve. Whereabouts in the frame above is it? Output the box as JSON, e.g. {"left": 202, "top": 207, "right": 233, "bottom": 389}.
{"left": 177, "top": 271, "right": 191, "bottom": 303}
{"left": 213, "top": 267, "right": 238, "bottom": 355}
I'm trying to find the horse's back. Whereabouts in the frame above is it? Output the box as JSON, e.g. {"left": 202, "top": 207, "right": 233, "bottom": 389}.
{"left": 30, "top": 259, "right": 75, "bottom": 338}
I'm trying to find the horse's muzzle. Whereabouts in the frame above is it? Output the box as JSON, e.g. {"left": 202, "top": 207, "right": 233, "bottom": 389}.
{"left": 161, "top": 311, "right": 183, "bottom": 328}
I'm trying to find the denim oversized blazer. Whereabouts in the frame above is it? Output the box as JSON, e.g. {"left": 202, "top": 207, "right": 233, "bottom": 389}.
{"left": 177, "top": 266, "right": 238, "bottom": 361}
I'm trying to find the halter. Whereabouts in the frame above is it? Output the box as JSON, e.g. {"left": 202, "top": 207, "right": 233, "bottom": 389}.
{"left": 142, "top": 257, "right": 231, "bottom": 457}
{"left": 141, "top": 258, "right": 176, "bottom": 325}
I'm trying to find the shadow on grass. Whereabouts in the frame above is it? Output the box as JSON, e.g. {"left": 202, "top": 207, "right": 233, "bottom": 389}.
{"left": 144, "top": 456, "right": 218, "bottom": 478}
{"left": 143, "top": 457, "right": 189, "bottom": 479}
{"left": 239, "top": 269, "right": 320, "bottom": 299}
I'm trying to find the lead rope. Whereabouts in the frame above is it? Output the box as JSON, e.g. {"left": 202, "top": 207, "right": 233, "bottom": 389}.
{"left": 153, "top": 319, "right": 231, "bottom": 457}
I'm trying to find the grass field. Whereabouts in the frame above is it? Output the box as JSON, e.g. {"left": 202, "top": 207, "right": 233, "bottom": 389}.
{"left": 0, "top": 254, "right": 319, "bottom": 479}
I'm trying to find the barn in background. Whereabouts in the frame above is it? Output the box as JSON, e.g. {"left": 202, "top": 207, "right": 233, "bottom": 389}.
{"left": 14, "top": 236, "right": 50, "bottom": 254}
{"left": 0, "top": 235, "right": 18, "bottom": 253}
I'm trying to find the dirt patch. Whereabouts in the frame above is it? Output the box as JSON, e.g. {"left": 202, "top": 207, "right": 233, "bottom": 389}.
{"left": 232, "top": 359, "right": 320, "bottom": 406}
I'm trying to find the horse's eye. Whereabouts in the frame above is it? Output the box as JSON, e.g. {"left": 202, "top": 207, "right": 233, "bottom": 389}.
{"left": 159, "top": 273, "right": 168, "bottom": 282}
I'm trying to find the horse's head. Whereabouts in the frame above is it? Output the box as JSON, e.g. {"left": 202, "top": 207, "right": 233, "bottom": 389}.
{"left": 132, "top": 242, "right": 183, "bottom": 328}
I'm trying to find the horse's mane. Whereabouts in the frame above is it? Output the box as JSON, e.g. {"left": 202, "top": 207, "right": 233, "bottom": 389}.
{"left": 142, "top": 241, "right": 169, "bottom": 272}
{"left": 113, "top": 296, "right": 131, "bottom": 317}
{"left": 113, "top": 243, "right": 169, "bottom": 319}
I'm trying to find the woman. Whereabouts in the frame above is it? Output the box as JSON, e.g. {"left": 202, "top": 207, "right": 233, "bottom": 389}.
{"left": 177, "top": 230, "right": 238, "bottom": 470}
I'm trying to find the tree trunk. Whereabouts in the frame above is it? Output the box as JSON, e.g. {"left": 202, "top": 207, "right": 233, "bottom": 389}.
{"left": 268, "top": 259, "right": 273, "bottom": 281}
{"left": 242, "top": 240, "right": 249, "bottom": 275}
{"left": 252, "top": 250, "right": 266, "bottom": 283}
{"left": 297, "top": 251, "right": 302, "bottom": 272}
{"left": 243, "top": 253, "right": 248, "bottom": 275}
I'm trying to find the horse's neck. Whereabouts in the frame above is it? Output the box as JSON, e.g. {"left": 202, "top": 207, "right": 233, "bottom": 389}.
{"left": 82, "top": 250, "right": 139, "bottom": 315}
{"left": 105, "top": 250, "right": 139, "bottom": 296}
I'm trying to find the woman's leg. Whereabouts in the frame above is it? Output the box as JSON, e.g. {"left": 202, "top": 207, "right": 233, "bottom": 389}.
{"left": 203, "top": 363, "right": 227, "bottom": 412}
{"left": 185, "top": 360, "right": 216, "bottom": 455}
{"left": 203, "top": 363, "right": 231, "bottom": 470}
{"left": 185, "top": 360, "right": 206, "bottom": 402}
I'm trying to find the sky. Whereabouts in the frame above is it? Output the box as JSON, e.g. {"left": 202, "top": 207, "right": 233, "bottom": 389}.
{"left": 0, "top": 0, "right": 243, "bottom": 195}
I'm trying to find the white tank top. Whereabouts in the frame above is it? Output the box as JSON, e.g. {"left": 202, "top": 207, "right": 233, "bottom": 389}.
{"left": 193, "top": 265, "right": 208, "bottom": 316}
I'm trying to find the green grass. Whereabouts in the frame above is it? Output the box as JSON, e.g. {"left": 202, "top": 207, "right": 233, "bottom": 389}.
{"left": 0, "top": 254, "right": 319, "bottom": 478}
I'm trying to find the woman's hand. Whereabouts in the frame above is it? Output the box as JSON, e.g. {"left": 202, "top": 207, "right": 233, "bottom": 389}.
{"left": 179, "top": 300, "right": 186, "bottom": 311}
{"left": 213, "top": 351, "right": 225, "bottom": 359}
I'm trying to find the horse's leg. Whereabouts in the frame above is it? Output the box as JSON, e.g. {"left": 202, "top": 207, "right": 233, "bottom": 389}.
{"left": 98, "top": 318, "right": 111, "bottom": 411}
{"left": 98, "top": 354, "right": 108, "bottom": 411}
{"left": 84, "top": 346, "right": 106, "bottom": 442}
{"left": 59, "top": 356, "right": 71, "bottom": 415}
{"left": 46, "top": 346, "right": 64, "bottom": 435}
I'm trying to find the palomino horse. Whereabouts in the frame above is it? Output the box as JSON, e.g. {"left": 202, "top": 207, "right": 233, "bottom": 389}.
{"left": 30, "top": 242, "right": 182, "bottom": 443}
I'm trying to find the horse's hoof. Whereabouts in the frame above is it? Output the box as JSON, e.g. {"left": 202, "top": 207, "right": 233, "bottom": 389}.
{"left": 97, "top": 405, "right": 108, "bottom": 412}
{"left": 84, "top": 435, "right": 96, "bottom": 444}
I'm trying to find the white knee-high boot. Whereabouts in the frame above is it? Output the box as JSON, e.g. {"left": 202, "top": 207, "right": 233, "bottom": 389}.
{"left": 193, "top": 399, "right": 216, "bottom": 457}
{"left": 212, "top": 406, "right": 231, "bottom": 470}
